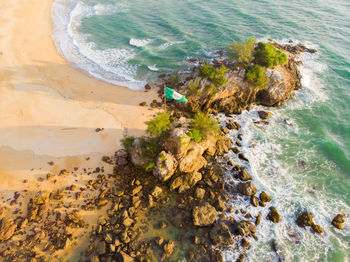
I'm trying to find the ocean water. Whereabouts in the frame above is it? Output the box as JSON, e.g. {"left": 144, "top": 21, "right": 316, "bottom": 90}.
{"left": 51, "top": 0, "right": 350, "bottom": 261}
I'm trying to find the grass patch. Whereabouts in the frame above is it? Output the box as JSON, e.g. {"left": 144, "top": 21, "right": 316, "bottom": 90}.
{"left": 199, "top": 63, "right": 228, "bottom": 87}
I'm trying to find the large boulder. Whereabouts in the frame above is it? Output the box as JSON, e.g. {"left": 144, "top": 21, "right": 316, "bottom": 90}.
{"left": 153, "top": 151, "right": 178, "bottom": 182}
{"left": 296, "top": 212, "right": 313, "bottom": 227}
{"left": 0, "top": 218, "right": 17, "bottom": 241}
{"left": 192, "top": 202, "right": 218, "bottom": 226}
{"left": 239, "top": 168, "right": 252, "bottom": 181}
{"left": 267, "top": 207, "right": 280, "bottom": 223}
{"left": 216, "top": 137, "right": 233, "bottom": 156}
{"left": 179, "top": 149, "right": 207, "bottom": 173}
{"left": 238, "top": 181, "right": 257, "bottom": 196}
{"left": 115, "top": 251, "right": 134, "bottom": 262}
{"left": 236, "top": 220, "right": 257, "bottom": 237}
{"left": 210, "top": 223, "right": 234, "bottom": 246}
{"left": 170, "top": 171, "right": 202, "bottom": 193}
{"left": 331, "top": 214, "right": 345, "bottom": 230}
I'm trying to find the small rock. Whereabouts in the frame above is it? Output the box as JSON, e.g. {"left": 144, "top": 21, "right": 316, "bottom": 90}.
{"left": 296, "top": 212, "right": 313, "bottom": 227}
{"left": 131, "top": 185, "right": 143, "bottom": 196}
{"left": 239, "top": 168, "right": 252, "bottom": 181}
{"left": 236, "top": 220, "right": 256, "bottom": 237}
{"left": 0, "top": 218, "right": 17, "bottom": 241}
{"left": 238, "top": 153, "right": 249, "bottom": 162}
{"left": 255, "top": 214, "right": 261, "bottom": 225}
{"left": 151, "top": 186, "right": 162, "bottom": 198}
{"left": 267, "top": 207, "right": 280, "bottom": 223}
{"left": 163, "top": 240, "right": 175, "bottom": 259}
{"left": 238, "top": 181, "right": 257, "bottom": 196}
{"left": 115, "top": 251, "right": 134, "bottom": 262}
{"left": 96, "top": 241, "right": 106, "bottom": 255}
{"left": 221, "top": 126, "right": 230, "bottom": 134}
{"left": 195, "top": 188, "right": 206, "bottom": 199}
{"left": 241, "top": 238, "right": 250, "bottom": 249}
{"left": 260, "top": 192, "right": 271, "bottom": 202}
{"left": 258, "top": 111, "right": 272, "bottom": 120}
{"left": 331, "top": 214, "right": 345, "bottom": 230}
{"left": 311, "top": 223, "right": 323, "bottom": 234}
{"left": 250, "top": 196, "right": 258, "bottom": 207}
{"left": 210, "top": 249, "right": 224, "bottom": 262}
{"left": 139, "top": 102, "right": 147, "bottom": 106}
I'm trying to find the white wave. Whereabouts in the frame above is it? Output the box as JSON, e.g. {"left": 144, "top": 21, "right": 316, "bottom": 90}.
{"left": 129, "top": 38, "right": 152, "bottom": 47}
{"left": 157, "top": 41, "right": 185, "bottom": 50}
{"left": 148, "top": 64, "right": 159, "bottom": 71}
{"left": 93, "top": 3, "right": 123, "bottom": 16}
{"left": 51, "top": 0, "right": 146, "bottom": 90}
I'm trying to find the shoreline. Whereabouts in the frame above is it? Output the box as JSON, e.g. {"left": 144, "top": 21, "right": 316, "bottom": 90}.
{"left": 0, "top": 0, "right": 158, "bottom": 190}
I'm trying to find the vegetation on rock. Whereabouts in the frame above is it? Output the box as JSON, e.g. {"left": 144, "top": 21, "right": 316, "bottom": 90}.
{"left": 254, "top": 42, "right": 288, "bottom": 67}
{"left": 146, "top": 111, "right": 172, "bottom": 138}
{"left": 187, "top": 79, "right": 201, "bottom": 95}
{"left": 190, "top": 111, "right": 220, "bottom": 138}
{"left": 199, "top": 63, "right": 228, "bottom": 86}
{"left": 121, "top": 137, "right": 135, "bottom": 151}
{"left": 226, "top": 38, "right": 255, "bottom": 64}
{"left": 187, "top": 128, "right": 204, "bottom": 143}
{"left": 168, "top": 70, "right": 181, "bottom": 88}
{"left": 245, "top": 65, "right": 270, "bottom": 90}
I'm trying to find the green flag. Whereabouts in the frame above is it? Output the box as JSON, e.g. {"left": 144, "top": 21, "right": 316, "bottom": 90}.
{"left": 165, "top": 86, "right": 188, "bottom": 102}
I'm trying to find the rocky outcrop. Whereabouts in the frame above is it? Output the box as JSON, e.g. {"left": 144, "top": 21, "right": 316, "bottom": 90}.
{"left": 210, "top": 223, "right": 234, "bottom": 246}
{"left": 170, "top": 171, "right": 202, "bottom": 193}
{"left": 153, "top": 151, "right": 178, "bottom": 182}
{"left": 238, "top": 181, "right": 257, "bottom": 196}
{"left": 192, "top": 202, "right": 218, "bottom": 226}
{"left": 0, "top": 218, "right": 16, "bottom": 241}
{"left": 331, "top": 214, "right": 345, "bottom": 230}
{"left": 129, "top": 138, "right": 153, "bottom": 167}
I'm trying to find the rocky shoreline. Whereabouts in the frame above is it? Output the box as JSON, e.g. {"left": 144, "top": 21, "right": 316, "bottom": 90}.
{"left": 0, "top": 42, "right": 346, "bottom": 261}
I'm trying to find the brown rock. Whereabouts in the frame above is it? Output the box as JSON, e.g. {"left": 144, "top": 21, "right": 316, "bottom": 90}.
{"left": 0, "top": 218, "right": 17, "bottom": 241}
{"left": 210, "top": 223, "right": 234, "bottom": 247}
{"left": 115, "top": 251, "right": 134, "bottom": 262}
{"left": 260, "top": 191, "right": 271, "bottom": 202}
{"left": 296, "top": 212, "right": 313, "bottom": 227}
{"left": 210, "top": 249, "right": 224, "bottom": 262}
{"left": 239, "top": 168, "right": 252, "bottom": 181}
{"left": 195, "top": 188, "right": 206, "bottom": 199}
{"left": 151, "top": 186, "right": 163, "bottom": 198}
{"left": 192, "top": 202, "right": 218, "bottom": 226}
{"left": 236, "top": 220, "right": 256, "bottom": 237}
{"left": 267, "top": 207, "right": 280, "bottom": 223}
{"left": 258, "top": 111, "right": 272, "bottom": 120}
{"left": 153, "top": 151, "right": 178, "bottom": 182}
{"left": 311, "top": 223, "right": 323, "bottom": 234}
{"left": 163, "top": 240, "right": 175, "bottom": 259}
{"left": 238, "top": 181, "right": 257, "bottom": 196}
{"left": 250, "top": 196, "right": 258, "bottom": 207}
{"left": 331, "top": 214, "right": 345, "bottom": 230}
{"left": 255, "top": 214, "right": 261, "bottom": 225}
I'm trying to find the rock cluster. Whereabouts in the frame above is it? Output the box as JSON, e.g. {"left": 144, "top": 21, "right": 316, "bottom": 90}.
{"left": 296, "top": 212, "right": 323, "bottom": 234}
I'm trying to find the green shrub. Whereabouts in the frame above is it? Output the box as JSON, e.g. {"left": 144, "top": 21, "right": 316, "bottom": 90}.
{"left": 146, "top": 111, "right": 172, "bottom": 138}
{"left": 140, "top": 138, "right": 159, "bottom": 158}
{"left": 144, "top": 161, "right": 155, "bottom": 172}
{"left": 191, "top": 112, "right": 220, "bottom": 138}
{"left": 199, "top": 63, "right": 228, "bottom": 86}
{"left": 245, "top": 65, "right": 270, "bottom": 90}
{"left": 188, "top": 79, "right": 201, "bottom": 95}
{"left": 254, "top": 42, "right": 288, "bottom": 67}
{"left": 226, "top": 38, "right": 255, "bottom": 64}
{"left": 168, "top": 70, "right": 181, "bottom": 88}
{"left": 187, "top": 128, "right": 204, "bottom": 143}
{"left": 122, "top": 137, "right": 135, "bottom": 151}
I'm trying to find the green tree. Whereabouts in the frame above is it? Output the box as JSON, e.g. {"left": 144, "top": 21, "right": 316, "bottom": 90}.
{"left": 245, "top": 65, "right": 270, "bottom": 90}
{"left": 199, "top": 63, "right": 228, "bottom": 86}
{"left": 226, "top": 38, "right": 255, "bottom": 64}
{"left": 191, "top": 112, "right": 220, "bottom": 138}
{"left": 254, "top": 42, "right": 288, "bottom": 67}
{"left": 145, "top": 111, "right": 172, "bottom": 138}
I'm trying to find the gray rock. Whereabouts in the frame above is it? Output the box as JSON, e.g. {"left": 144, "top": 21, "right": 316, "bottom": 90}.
{"left": 96, "top": 241, "right": 106, "bottom": 255}
{"left": 258, "top": 111, "right": 272, "bottom": 120}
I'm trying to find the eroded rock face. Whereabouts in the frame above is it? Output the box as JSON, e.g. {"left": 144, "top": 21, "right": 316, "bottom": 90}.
{"left": 153, "top": 151, "right": 178, "bottom": 182}
{"left": 170, "top": 171, "right": 202, "bottom": 193}
{"left": 236, "top": 220, "right": 256, "bottom": 237}
{"left": 164, "top": 127, "right": 192, "bottom": 159}
{"left": 0, "top": 218, "right": 16, "bottom": 241}
{"left": 216, "top": 137, "right": 233, "bottom": 156}
{"left": 210, "top": 223, "right": 234, "bottom": 246}
{"left": 192, "top": 202, "right": 218, "bottom": 226}
{"left": 130, "top": 138, "right": 153, "bottom": 167}
{"left": 238, "top": 181, "right": 257, "bottom": 196}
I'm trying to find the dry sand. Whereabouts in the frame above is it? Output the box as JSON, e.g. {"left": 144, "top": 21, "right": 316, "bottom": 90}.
{"left": 0, "top": 0, "right": 159, "bottom": 190}
{"left": 0, "top": 0, "right": 159, "bottom": 258}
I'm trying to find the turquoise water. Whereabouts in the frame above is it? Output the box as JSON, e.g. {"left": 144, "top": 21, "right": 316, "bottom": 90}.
{"left": 52, "top": 0, "right": 350, "bottom": 261}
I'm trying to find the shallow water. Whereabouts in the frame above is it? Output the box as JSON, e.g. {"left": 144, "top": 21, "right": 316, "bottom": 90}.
{"left": 51, "top": 0, "right": 350, "bottom": 260}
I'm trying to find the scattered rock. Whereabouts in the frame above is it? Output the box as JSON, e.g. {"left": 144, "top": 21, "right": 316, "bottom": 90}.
{"left": 238, "top": 153, "right": 249, "bottom": 162}
{"left": 311, "top": 223, "right": 323, "bottom": 234}
{"left": 331, "top": 214, "right": 345, "bottom": 230}
{"left": 192, "top": 202, "right": 218, "bottom": 226}
{"left": 296, "top": 212, "right": 313, "bottom": 227}
{"left": 151, "top": 186, "right": 163, "bottom": 198}
{"left": 258, "top": 111, "right": 272, "bottom": 120}
{"left": 236, "top": 220, "right": 256, "bottom": 237}
{"left": 250, "top": 196, "right": 258, "bottom": 207}
{"left": 195, "top": 188, "right": 206, "bottom": 199}
{"left": 162, "top": 240, "right": 175, "bottom": 259}
{"left": 221, "top": 126, "right": 230, "bottom": 134}
{"left": 260, "top": 191, "right": 271, "bottom": 202}
{"left": 239, "top": 168, "right": 252, "bottom": 181}
{"left": 255, "top": 214, "right": 261, "bottom": 225}
{"left": 139, "top": 102, "right": 147, "bottom": 106}
{"left": 210, "top": 223, "right": 234, "bottom": 246}
{"left": 238, "top": 181, "right": 257, "bottom": 196}
{"left": 115, "top": 251, "right": 134, "bottom": 262}
{"left": 267, "top": 207, "right": 280, "bottom": 223}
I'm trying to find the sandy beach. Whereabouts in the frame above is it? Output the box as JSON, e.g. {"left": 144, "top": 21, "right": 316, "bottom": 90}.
{"left": 0, "top": 0, "right": 158, "bottom": 190}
